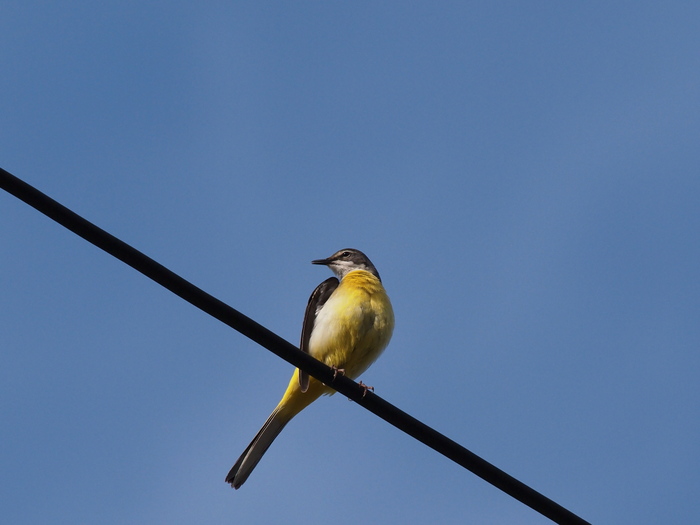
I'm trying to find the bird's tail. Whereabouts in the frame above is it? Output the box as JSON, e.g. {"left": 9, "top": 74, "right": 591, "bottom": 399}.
{"left": 226, "top": 369, "right": 328, "bottom": 489}
{"left": 225, "top": 405, "right": 291, "bottom": 489}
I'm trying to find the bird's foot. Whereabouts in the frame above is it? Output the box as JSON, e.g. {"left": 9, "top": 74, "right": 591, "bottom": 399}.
{"left": 331, "top": 366, "right": 345, "bottom": 381}
{"left": 358, "top": 381, "right": 374, "bottom": 398}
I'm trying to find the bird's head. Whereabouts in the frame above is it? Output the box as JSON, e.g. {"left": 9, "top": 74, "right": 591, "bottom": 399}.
{"left": 312, "top": 248, "right": 381, "bottom": 281}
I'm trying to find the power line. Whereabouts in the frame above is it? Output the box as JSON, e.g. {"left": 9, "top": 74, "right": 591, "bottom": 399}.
{"left": 0, "top": 167, "right": 590, "bottom": 525}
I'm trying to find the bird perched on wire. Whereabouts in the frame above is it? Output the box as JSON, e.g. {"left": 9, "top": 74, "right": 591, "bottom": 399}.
{"left": 225, "top": 248, "right": 395, "bottom": 489}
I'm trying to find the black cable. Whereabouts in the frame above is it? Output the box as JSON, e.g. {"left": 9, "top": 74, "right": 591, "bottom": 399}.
{"left": 0, "top": 167, "right": 590, "bottom": 525}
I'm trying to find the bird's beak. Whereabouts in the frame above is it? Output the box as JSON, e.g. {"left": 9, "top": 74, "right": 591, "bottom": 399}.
{"left": 312, "top": 257, "right": 331, "bottom": 265}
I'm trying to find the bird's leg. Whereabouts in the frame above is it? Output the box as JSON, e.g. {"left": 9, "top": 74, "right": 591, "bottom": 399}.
{"left": 358, "top": 381, "right": 374, "bottom": 398}
{"left": 331, "top": 366, "right": 345, "bottom": 381}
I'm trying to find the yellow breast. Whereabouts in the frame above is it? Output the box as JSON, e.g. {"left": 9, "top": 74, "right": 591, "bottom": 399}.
{"left": 308, "top": 270, "right": 394, "bottom": 379}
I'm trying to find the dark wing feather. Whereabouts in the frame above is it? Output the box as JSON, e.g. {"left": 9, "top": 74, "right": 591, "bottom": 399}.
{"left": 299, "top": 277, "right": 339, "bottom": 392}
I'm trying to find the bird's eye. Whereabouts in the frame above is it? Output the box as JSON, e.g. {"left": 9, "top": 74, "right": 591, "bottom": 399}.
{"left": 341, "top": 251, "right": 351, "bottom": 258}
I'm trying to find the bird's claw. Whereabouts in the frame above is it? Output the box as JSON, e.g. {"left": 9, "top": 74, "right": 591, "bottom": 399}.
{"left": 331, "top": 366, "right": 345, "bottom": 381}
{"left": 358, "top": 381, "right": 374, "bottom": 398}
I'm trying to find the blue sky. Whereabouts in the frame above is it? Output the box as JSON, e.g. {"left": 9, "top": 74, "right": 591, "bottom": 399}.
{"left": 2, "top": 2, "right": 699, "bottom": 523}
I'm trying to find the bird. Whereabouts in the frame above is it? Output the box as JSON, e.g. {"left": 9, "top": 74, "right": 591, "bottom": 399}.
{"left": 225, "top": 248, "right": 394, "bottom": 489}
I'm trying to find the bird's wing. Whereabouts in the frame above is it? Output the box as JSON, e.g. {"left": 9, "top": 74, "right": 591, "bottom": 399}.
{"left": 299, "top": 276, "right": 339, "bottom": 392}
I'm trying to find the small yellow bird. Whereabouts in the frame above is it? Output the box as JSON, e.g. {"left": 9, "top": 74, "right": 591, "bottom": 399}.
{"left": 225, "top": 248, "right": 394, "bottom": 489}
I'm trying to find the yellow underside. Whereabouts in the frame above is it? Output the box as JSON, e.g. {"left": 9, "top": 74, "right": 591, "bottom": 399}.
{"left": 277, "top": 269, "right": 394, "bottom": 418}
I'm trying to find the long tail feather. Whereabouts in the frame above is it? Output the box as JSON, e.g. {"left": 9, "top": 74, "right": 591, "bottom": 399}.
{"left": 227, "top": 370, "right": 328, "bottom": 489}
{"left": 225, "top": 406, "right": 290, "bottom": 489}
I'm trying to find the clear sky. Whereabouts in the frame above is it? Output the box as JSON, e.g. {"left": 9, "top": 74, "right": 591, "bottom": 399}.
{"left": 2, "top": 2, "right": 699, "bottom": 524}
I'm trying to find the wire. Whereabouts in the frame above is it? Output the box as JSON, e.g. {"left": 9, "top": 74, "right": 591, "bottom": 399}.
{"left": 1, "top": 167, "right": 590, "bottom": 525}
